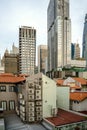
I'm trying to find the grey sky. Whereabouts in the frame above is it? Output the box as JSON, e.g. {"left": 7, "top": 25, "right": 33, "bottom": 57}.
{"left": 0, "top": 0, "right": 87, "bottom": 57}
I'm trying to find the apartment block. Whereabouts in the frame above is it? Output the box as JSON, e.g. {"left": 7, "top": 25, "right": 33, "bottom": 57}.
{"left": 19, "top": 26, "right": 36, "bottom": 75}
{"left": 18, "top": 73, "right": 57, "bottom": 122}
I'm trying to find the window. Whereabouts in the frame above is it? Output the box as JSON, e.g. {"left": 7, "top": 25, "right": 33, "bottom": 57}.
{"left": 9, "top": 101, "right": 15, "bottom": 110}
{"left": 0, "top": 86, "right": 6, "bottom": 92}
{"left": 1, "top": 101, "right": 7, "bottom": 110}
{"left": 9, "top": 86, "right": 14, "bottom": 92}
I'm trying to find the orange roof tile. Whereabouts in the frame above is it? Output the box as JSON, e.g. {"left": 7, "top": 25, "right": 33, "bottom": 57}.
{"left": 0, "top": 73, "right": 26, "bottom": 83}
{"left": 56, "top": 79, "right": 64, "bottom": 85}
{"left": 70, "top": 92, "right": 87, "bottom": 101}
{"left": 46, "top": 109, "right": 86, "bottom": 126}
{"left": 73, "top": 77, "right": 87, "bottom": 85}
{"left": 71, "top": 85, "right": 81, "bottom": 89}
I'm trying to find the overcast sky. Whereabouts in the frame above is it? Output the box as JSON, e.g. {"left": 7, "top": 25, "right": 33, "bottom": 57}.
{"left": 0, "top": 0, "right": 87, "bottom": 57}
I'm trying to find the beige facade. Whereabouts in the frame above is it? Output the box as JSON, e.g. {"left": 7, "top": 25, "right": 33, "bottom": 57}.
{"left": 4, "top": 53, "right": 19, "bottom": 74}
{"left": 18, "top": 73, "right": 57, "bottom": 122}
{"left": 0, "top": 83, "right": 18, "bottom": 111}
{"left": 19, "top": 26, "right": 36, "bottom": 75}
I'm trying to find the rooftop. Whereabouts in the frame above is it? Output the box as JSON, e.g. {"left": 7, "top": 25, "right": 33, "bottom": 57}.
{"left": 46, "top": 109, "right": 86, "bottom": 126}
{"left": 56, "top": 77, "right": 87, "bottom": 86}
{"left": 70, "top": 92, "right": 87, "bottom": 101}
{"left": 0, "top": 73, "right": 26, "bottom": 83}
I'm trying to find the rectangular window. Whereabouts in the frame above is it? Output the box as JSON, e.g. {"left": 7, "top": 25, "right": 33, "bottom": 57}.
{"left": 9, "top": 86, "right": 14, "bottom": 92}
{"left": 1, "top": 101, "right": 7, "bottom": 110}
{"left": 9, "top": 101, "right": 15, "bottom": 110}
{"left": 0, "top": 86, "right": 6, "bottom": 92}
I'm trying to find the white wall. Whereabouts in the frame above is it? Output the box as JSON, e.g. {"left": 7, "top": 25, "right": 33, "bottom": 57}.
{"left": 57, "top": 87, "right": 70, "bottom": 110}
{"left": 42, "top": 74, "right": 57, "bottom": 118}
{"left": 72, "top": 99, "right": 87, "bottom": 111}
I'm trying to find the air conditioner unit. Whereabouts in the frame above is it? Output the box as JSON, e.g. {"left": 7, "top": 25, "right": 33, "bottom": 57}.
{"left": 36, "top": 106, "right": 42, "bottom": 112}
{"left": 29, "top": 117, "right": 35, "bottom": 122}
{"left": 29, "top": 112, "right": 34, "bottom": 117}
{"left": 36, "top": 111, "right": 42, "bottom": 116}
{"left": 22, "top": 107, "right": 25, "bottom": 112}
{"left": 35, "top": 95, "right": 41, "bottom": 100}
{"left": 19, "top": 93, "right": 23, "bottom": 99}
{"left": 28, "top": 95, "right": 34, "bottom": 100}
{"left": 35, "top": 90, "right": 41, "bottom": 95}
{"left": 28, "top": 107, "right": 34, "bottom": 112}
{"left": 36, "top": 101, "right": 42, "bottom": 106}
{"left": 35, "top": 85, "right": 41, "bottom": 89}
{"left": 28, "top": 89, "right": 34, "bottom": 94}
{"left": 28, "top": 102, "right": 34, "bottom": 107}
{"left": 22, "top": 100, "right": 25, "bottom": 105}
{"left": 36, "top": 116, "right": 42, "bottom": 121}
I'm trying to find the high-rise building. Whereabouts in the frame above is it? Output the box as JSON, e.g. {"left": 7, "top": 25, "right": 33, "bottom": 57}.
{"left": 82, "top": 14, "right": 87, "bottom": 59}
{"left": 19, "top": 26, "right": 36, "bottom": 75}
{"left": 4, "top": 52, "right": 19, "bottom": 74}
{"left": 47, "top": 0, "right": 71, "bottom": 71}
{"left": 38, "top": 45, "right": 48, "bottom": 74}
{"left": 71, "top": 43, "right": 80, "bottom": 60}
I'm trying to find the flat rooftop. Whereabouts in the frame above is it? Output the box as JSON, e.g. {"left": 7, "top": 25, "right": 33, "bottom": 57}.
{"left": 45, "top": 109, "right": 87, "bottom": 126}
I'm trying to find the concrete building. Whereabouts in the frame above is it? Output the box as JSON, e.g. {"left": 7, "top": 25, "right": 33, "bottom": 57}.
{"left": 0, "top": 73, "right": 25, "bottom": 112}
{"left": 56, "top": 77, "right": 87, "bottom": 92}
{"left": 71, "top": 43, "right": 80, "bottom": 60}
{"left": 38, "top": 45, "right": 47, "bottom": 74}
{"left": 47, "top": 0, "right": 71, "bottom": 71}
{"left": 19, "top": 26, "right": 36, "bottom": 75}
{"left": 18, "top": 73, "right": 57, "bottom": 122}
{"left": 4, "top": 52, "right": 19, "bottom": 74}
{"left": 82, "top": 14, "right": 87, "bottom": 59}
{"left": 70, "top": 92, "right": 87, "bottom": 112}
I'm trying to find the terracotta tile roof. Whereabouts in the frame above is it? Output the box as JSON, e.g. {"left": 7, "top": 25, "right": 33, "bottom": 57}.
{"left": 0, "top": 73, "right": 26, "bottom": 83}
{"left": 73, "top": 77, "right": 87, "bottom": 85}
{"left": 56, "top": 79, "right": 64, "bottom": 85}
{"left": 71, "top": 85, "right": 81, "bottom": 89}
{"left": 70, "top": 92, "right": 87, "bottom": 101}
{"left": 46, "top": 109, "right": 86, "bottom": 126}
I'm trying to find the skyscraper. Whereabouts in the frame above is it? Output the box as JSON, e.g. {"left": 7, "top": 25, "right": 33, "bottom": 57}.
{"left": 38, "top": 45, "right": 48, "bottom": 74}
{"left": 82, "top": 14, "right": 87, "bottom": 59}
{"left": 47, "top": 0, "right": 71, "bottom": 71}
{"left": 19, "top": 26, "right": 36, "bottom": 75}
{"left": 71, "top": 43, "right": 80, "bottom": 60}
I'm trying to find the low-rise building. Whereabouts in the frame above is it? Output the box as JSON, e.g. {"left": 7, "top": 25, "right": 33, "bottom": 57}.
{"left": 43, "top": 109, "right": 87, "bottom": 130}
{"left": 18, "top": 73, "right": 57, "bottom": 122}
{"left": 0, "top": 73, "right": 25, "bottom": 112}
{"left": 70, "top": 92, "right": 87, "bottom": 111}
{"left": 56, "top": 77, "right": 87, "bottom": 91}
